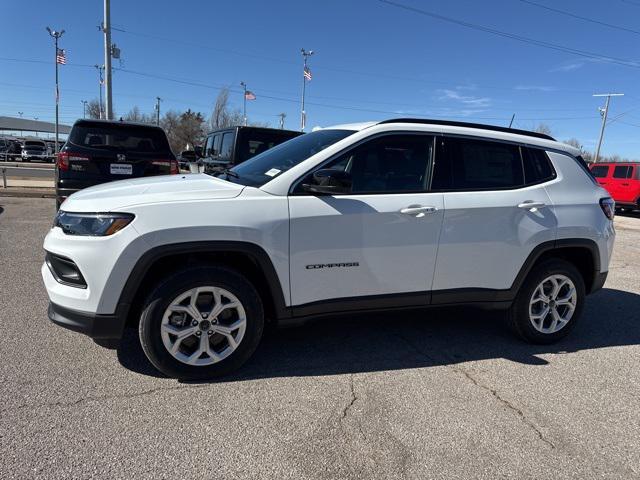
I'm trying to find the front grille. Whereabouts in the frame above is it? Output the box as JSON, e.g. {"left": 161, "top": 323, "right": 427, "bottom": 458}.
{"left": 45, "top": 252, "right": 87, "bottom": 288}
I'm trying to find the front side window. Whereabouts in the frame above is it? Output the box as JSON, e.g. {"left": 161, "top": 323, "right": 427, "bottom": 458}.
{"left": 590, "top": 165, "right": 610, "bottom": 178}
{"left": 203, "top": 135, "right": 215, "bottom": 157}
{"left": 299, "top": 134, "right": 433, "bottom": 194}
{"left": 613, "top": 165, "right": 631, "bottom": 179}
{"left": 431, "top": 137, "right": 524, "bottom": 191}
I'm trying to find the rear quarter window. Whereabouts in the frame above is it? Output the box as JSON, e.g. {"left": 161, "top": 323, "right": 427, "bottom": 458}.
{"left": 613, "top": 165, "right": 632, "bottom": 179}
{"left": 523, "top": 148, "right": 556, "bottom": 185}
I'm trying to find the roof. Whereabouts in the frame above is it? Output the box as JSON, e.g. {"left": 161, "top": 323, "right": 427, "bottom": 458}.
{"left": 318, "top": 117, "right": 580, "bottom": 155}
{"left": 74, "top": 118, "right": 164, "bottom": 129}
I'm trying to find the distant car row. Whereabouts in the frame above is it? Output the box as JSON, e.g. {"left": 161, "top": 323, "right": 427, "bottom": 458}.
{"left": 55, "top": 120, "right": 301, "bottom": 208}
{"left": 0, "top": 137, "right": 58, "bottom": 163}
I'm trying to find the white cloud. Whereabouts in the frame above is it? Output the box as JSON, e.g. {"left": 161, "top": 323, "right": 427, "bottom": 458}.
{"left": 514, "top": 85, "right": 557, "bottom": 92}
{"left": 438, "top": 89, "right": 492, "bottom": 108}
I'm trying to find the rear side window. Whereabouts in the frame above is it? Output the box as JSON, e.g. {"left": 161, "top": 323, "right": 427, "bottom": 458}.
{"left": 613, "top": 165, "right": 632, "bottom": 179}
{"left": 69, "top": 124, "right": 171, "bottom": 153}
{"left": 590, "top": 165, "right": 610, "bottom": 178}
{"left": 431, "top": 137, "right": 524, "bottom": 190}
{"left": 522, "top": 148, "right": 556, "bottom": 184}
{"left": 219, "top": 132, "right": 234, "bottom": 161}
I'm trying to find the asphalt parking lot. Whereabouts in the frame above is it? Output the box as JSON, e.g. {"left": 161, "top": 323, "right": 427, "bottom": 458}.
{"left": 0, "top": 197, "right": 639, "bottom": 479}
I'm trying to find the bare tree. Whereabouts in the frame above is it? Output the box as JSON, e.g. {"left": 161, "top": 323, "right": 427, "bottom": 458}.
{"left": 210, "top": 88, "right": 248, "bottom": 129}
{"left": 123, "top": 106, "right": 155, "bottom": 124}
{"left": 87, "top": 99, "right": 103, "bottom": 119}
{"left": 534, "top": 123, "right": 553, "bottom": 136}
{"left": 162, "top": 109, "right": 206, "bottom": 153}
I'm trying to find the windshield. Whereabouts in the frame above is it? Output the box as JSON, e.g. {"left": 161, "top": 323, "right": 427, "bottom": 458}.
{"left": 225, "top": 129, "right": 354, "bottom": 187}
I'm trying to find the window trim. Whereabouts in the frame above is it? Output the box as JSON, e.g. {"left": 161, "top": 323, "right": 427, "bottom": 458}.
{"left": 288, "top": 131, "right": 437, "bottom": 196}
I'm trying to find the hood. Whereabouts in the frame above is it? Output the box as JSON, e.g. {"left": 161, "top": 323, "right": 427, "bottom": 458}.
{"left": 62, "top": 173, "right": 245, "bottom": 212}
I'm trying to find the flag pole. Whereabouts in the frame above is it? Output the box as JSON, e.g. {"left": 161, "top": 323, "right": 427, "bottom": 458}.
{"left": 240, "top": 81, "right": 247, "bottom": 126}
{"left": 47, "top": 27, "right": 64, "bottom": 154}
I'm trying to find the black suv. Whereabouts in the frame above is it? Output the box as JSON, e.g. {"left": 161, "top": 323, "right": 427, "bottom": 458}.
{"left": 56, "top": 119, "right": 177, "bottom": 209}
{"left": 201, "top": 126, "right": 302, "bottom": 174}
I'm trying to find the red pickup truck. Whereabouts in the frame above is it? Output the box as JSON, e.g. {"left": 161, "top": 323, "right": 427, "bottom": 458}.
{"left": 590, "top": 162, "right": 640, "bottom": 212}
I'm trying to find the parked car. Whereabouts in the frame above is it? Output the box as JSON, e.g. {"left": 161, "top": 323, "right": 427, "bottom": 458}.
{"left": 21, "top": 139, "right": 49, "bottom": 162}
{"left": 590, "top": 162, "right": 640, "bottom": 212}
{"left": 55, "top": 119, "right": 178, "bottom": 209}
{"left": 200, "top": 126, "right": 302, "bottom": 174}
{"left": 43, "top": 118, "right": 615, "bottom": 379}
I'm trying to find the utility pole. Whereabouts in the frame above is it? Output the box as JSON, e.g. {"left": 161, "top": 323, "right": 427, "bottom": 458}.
{"left": 81, "top": 100, "right": 88, "bottom": 118}
{"left": 102, "top": 0, "right": 113, "bottom": 120}
{"left": 240, "top": 81, "right": 248, "bottom": 126}
{"left": 593, "top": 93, "right": 624, "bottom": 163}
{"left": 300, "top": 48, "right": 314, "bottom": 131}
{"left": 46, "top": 27, "right": 64, "bottom": 153}
{"left": 95, "top": 65, "right": 104, "bottom": 118}
{"left": 278, "top": 113, "right": 286, "bottom": 129}
{"left": 155, "top": 97, "right": 162, "bottom": 126}
{"left": 18, "top": 111, "right": 23, "bottom": 136}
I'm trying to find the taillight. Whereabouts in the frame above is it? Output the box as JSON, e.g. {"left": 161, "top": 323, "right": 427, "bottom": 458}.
{"left": 57, "top": 152, "right": 89, "bottom": 171}
{"left": 599, "top": 197, "right": 615, "bottom": 220}
{"left": 152, "top": 159, "right": 179, "bottom": 174}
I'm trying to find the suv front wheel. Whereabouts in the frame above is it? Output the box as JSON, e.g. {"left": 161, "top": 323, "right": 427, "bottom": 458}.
{"left": 139, "top": 266, "right": 264, "bottom": 379}
{"left": 509, "top": 259, "right": 585, "bottom": 344}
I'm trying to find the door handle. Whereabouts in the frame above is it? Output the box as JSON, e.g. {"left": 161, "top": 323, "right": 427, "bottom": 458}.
{"left": 517, "top": 201, "right": 546, "bottom": 210}
{"left": 400, "top": 205, "right": 438, "bottom": 216}
{"left": 621, "top": 183, "right": 629, "bottom": 186}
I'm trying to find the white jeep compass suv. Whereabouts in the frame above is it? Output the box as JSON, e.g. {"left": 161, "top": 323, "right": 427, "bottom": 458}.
{"left": 42, "top": 119, "right": 615, "bottom": 379}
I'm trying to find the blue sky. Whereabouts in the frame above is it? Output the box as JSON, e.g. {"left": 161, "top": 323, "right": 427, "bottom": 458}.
{"left": 1, "top": 0, "right": 640, "bottom": 157}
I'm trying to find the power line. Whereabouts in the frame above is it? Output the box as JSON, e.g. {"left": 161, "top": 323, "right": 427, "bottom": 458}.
{"left": 518, "top": 0, "right": 640, "bottom": 36}
{"left": 378, "top": 0, "right": 640, "bottom": 69}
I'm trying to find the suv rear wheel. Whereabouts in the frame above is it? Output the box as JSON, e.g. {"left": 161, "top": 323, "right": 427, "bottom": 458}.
{"left": 509, "top": 259, "right": 585, "bottom": 344}
{"left": 139, "top": 266, "right": 264, "bottom": 379}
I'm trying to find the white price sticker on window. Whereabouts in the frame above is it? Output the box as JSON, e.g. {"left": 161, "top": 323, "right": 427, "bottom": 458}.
{"left": 265, "top": 168, "right": 281, "bottom": 177}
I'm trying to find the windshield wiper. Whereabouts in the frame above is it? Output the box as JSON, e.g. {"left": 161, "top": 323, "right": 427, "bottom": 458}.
{"left": 221, "top": 168, "right": 239, "bottom": 179}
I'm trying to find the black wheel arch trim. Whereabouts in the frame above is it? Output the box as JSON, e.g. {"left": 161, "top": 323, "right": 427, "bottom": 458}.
{"left": 116, "top": 241, "right": 290, "bottom": 326}
{"left": 508, "top": 238, "right": 602, "bottom": 297}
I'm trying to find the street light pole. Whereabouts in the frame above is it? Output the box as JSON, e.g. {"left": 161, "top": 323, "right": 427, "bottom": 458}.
{"left": 278, "top": 113, "right": 286, "bottom": 129}
{"left": 81, "top": 100, "right": 88, "bottom": 118}
{"left": 593, "top": 93, "right": 624, "bottom": 163}
{"left": 155, "top": 96, "right": 162, "bottom": 126}
{"left": 46, "top": 27, "right": 64, "bottom": 154}
{"left": 300, "top": 48, "right": 313, "bottom": 132}
{"left": 95, "top": 65, "right": 104, "bottom": 119}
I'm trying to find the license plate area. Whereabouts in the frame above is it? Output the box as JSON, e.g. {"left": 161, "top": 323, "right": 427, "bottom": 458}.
{"left": 110, "top": 163, "right": 132, "bottom": 175}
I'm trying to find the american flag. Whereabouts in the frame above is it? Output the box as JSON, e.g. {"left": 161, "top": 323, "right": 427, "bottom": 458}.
{"left": 56, "top": 48, "right": 66, "bottom": 65}
{"left": 245, "top": 90, "right": 256, "bottom": 100}
{"left": 303, "top": 66, "right": 312, "bottom": 81}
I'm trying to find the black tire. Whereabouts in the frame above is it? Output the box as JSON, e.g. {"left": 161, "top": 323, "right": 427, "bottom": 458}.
{"left": 508, "top": 259, "right": 585, "bottom": 344}
{"left": 139, "top": 266, "right": 264, "bottom": 379}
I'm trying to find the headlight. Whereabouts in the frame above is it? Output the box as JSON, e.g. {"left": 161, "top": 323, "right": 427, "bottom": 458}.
{"left": 54, "top": 211, "right": 135, "bottom": 236}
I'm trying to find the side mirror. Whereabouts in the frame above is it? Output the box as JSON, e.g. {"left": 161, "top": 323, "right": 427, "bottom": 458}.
{"left": 302, "top": 168, "right": 352, "bottom": 195}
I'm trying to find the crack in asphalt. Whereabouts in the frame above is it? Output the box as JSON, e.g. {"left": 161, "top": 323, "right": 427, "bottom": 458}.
{"left": 339, "top": 374, "right": 367, "bottom": 440}
{"left": 0, "top": 383, "right": 209, "bottom": 418}
{"left": 394, "top": 331, "right": 556, "bottom": 449}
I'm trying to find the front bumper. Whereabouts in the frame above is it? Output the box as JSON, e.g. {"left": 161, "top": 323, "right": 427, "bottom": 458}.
{"left": 48, "top": 301, "right": 127, "bottom": 340}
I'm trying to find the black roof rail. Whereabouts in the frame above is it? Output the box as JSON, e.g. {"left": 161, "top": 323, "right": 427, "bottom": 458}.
{"left": 377, "top": 118, "right": 555, "bottom": 141}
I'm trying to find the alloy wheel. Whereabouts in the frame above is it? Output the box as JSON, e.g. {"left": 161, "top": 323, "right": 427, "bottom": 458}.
{"left": 160, "top": 286, "right": 247, "bottom": 366}
{"left": 528, "top": 274, "right": 577, "bottom": 334}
